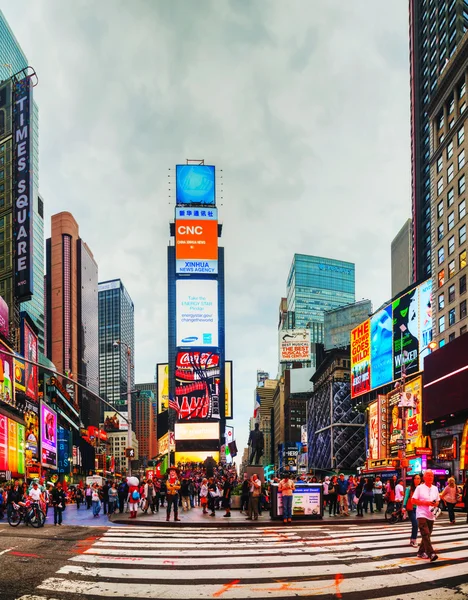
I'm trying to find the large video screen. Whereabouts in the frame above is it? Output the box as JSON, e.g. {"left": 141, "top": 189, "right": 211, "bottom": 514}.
{"left": 176, "top": 279, "right": 218, "bottom": 348}
{"left": 370, "top": 305, "right": 393, "bottom": 389}
{"left": 173, "top": 351, "right": 220, "bottom": 420}
{"left": 176, "top": 165, "right": 215, "bottom": 205}
{"left": 393, "top": 286, "right": 419, "bottom": 381}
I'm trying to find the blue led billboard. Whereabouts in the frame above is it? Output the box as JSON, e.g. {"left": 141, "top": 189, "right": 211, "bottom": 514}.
{"left": 370, "top": 305, "right": 393, "bottom": 389}
{"left": 176, "top": 165, "right": 215, "bottom": 205}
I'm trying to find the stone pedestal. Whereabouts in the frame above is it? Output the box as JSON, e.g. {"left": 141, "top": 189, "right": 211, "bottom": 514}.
{"left": 244, "top": 465, "right": 265, "bottom": 484}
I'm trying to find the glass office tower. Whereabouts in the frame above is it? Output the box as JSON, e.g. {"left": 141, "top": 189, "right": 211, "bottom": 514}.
{"left": 98, "top": 279, "right": 135, "bottom": 421}
{"left": 410, "top": 0, "right": 468, "bottom": 280}
{"left": 0, "top": 10, "right": 44, "bottom": 350}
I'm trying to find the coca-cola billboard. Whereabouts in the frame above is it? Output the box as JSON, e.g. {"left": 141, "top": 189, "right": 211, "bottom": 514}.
{"left": 171, "top": 352, "right": 220, "bottom": 420}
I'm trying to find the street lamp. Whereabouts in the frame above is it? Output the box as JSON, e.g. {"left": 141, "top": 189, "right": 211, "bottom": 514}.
{"left": 113, "top": 340, "right": 133, "bottom": 476}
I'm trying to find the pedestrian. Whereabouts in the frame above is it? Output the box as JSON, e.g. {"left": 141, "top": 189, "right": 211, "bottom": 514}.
{"left": 403, "top": 474, "right": 421, "bottom": 547}
{"left": 323, "top": 476, "right": 330, "bottom": 511}
{"left": 440, "top": 477, "right": 458, "bottom": 525}
{"left": 411, "top": 469, "right": 440, "bottom": 561}
{"left": 240, "top": 474, "right": 249, "bottom": 514}
{"left": 395, "top": 478, "right": 405, "bottom": 509}
{"left": 222, "top": 475, "right": 234, "bottom": 518}
{"left": 117, "top": 479, "right": 128, "bottom": 513}
{"left": 85, "top": 484, "right": 92, "bottom": 510}
{"left": 328, "top": 476, "right": 338, "bottom": 517}
{"left": 166, "top": 468, "right": 181, "bottom": 522}
{"left": 347, "top": 476, "right": 356, "bottom": 512}
{"left": 101, "top": 480, "right": 110, "bottom": 515}
{"left": 385, "top": 476, "right": 397, "bottom": 513}
{"left": 188, "top": 478, "right": 196, "bottom": 508}
{"left": 51, "top": 482, "right": 66, "bottom": 526}
{"left": 246, "top": 473, "right": 262, "bottom": 521}
{"left": 363, "top": 478, "right": 375, "bottom": 514}
{"left": 6, "top": 481, "right": 22, "bottom": 521}
{"left": 153, "top": 478, "right": 161, "bottom": 513}
{"left": 180, "top": 477, "right": 191, "bottom": 511}
{"left": 208, "top": 477, "right": 218, "bottom": 517}
{"left": 355, "top": 477, "right": 365, "bottom": 517}
{"left": 108, "top": 482, "right": 118, "bottom": 517}
{"left": 75, "top": 486, "right": 83, "bottom": 509}
{"left": 373, "top": 475, "right": 384, "bottom": 512}
{"left": 337, "top": 473, "right": 350, "bottom": 516}
{"left": 200, "top": 478, "right": 209, "bottom": 514}
{"left": 278, "top": 473, "right": 295, "bottom": 524}
{"left": 144, "top": 480, "right": 156, "bottom": 514}
{"left": 159, "top": 479, "right": 167, "bottom": 508}
{"left": 127, "top": 477, "right": 141, "bottom": 519}
{"left": 91, "top": 484, "right": 101, "bottom": 518}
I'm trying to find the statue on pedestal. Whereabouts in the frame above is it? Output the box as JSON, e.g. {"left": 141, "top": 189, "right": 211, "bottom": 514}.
{"left": 248, "top": 422, "right": 264, "bottom": 465}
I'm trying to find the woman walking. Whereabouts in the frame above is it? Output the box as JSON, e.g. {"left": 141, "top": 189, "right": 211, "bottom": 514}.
{"left": 108, "top": 482, "right": 118, "bottom": 517}
{"left": 328, "top": 476, "right": 338, "bottom": 517}
{"left": 363, "top": 478, "right": 375, "bottom": 514}
{"left": 347, "top": 476, "right": 356, "bottom": 512}
{"left": 374, "top": 475, "right": 384, "bottom": 512}
{"left": 200, "top": 478, "right": 209, "bottom": 514}
{"left": 279, "top": 474, "right": 295, "bottom": 523}
{"left": 355, "top": 477, "right": 365, "bottom": 517}
{"left": 91, "top": 484, "right": 101, "bottom": 518}
{"left": 440, "top": 477, "right": 458, "bottom": 524}
{"left": 403, "top": 474, "right": 421, "bottom": 547}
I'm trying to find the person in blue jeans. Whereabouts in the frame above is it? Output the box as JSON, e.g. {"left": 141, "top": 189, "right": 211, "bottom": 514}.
{"left": 403, "top": 474, "right": 421, "bottom": 547}
{"left": 279, "top": 475, "right": 295, "bottom": 523}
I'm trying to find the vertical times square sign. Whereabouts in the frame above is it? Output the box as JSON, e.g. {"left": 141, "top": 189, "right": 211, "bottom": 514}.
{"left": 13, "top": 77, "right": 33, "bottom": 300}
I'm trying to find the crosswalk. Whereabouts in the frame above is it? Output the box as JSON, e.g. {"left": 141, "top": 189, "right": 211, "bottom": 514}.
{"left": 17, "top": 520, "right": 468, "bottom": 599}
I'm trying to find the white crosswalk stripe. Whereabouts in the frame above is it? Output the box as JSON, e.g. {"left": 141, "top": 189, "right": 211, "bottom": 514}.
{"left": 16, "top": 521, "right": 468, "bottom": 599}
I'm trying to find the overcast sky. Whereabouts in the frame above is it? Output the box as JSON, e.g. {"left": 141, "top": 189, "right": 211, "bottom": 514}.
{"left": 2, "top": 0, "right": 411, "bottom": 454}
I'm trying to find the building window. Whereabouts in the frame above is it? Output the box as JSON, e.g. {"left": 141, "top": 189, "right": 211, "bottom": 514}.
{"left": 458, "top": 126, "right": 465, "bottom": 145}
{"left": 448, "top": 141, "right": 454, "bottom": 159}
{"left": 448, "top": 235, "right": 455, "bottom": 255}
{"left": 459, "top": 149, "right": 466, "bottom": 170}
{"left": 437, "top": 156, "right": 443, "bottom": 172}
{"left": 460, "top": 300, "right": 467, "bottom": 319}
{"left": 448, "top": 187, "right": 455, "bottom": 206}
{"left": 461, "top": 274, "right": 467, "bottom": 294}
{"left": 438, "top": 246, "right": 445, "bottom": 264}
{"left": 449, "top": 97, "right": 455, "bottom": 114}
{"left": 449, "top": 308, "right": 456, "bottom": 326}
{"left": 460, "top": 80, "right": 466, "bottom": 98}
{"left": 438, "top": 112, "right": 444, "bottom": 130}
{"left": 460, "top": 224, "right": 467, "bottom": 244}
{"left": 449, "top": 332, "right": 456, "bottom": 342}
{"left": 461, "top": 325, "right": 467, "bottom": 335}
{"left": 438, "top": 223, "right": 444, "bottom": 240}
{"left": 438, "top": 200, "right": 444, "bottom": 218}
{"left": 438, "top": 293, "right": 445, "bottom": 310}
{"left": 439, "top": 315, "right": 445, "bottom": 333}
{"left": 460, "top": 199, "right": 466, "bottom": 220}
{"left": 439, "top": 269, "right": 445, "bottom": 287}
{"left": 449, "top": 284, "right": 455, "bottom": 303}
{"left": 438, "top": 177, "right": 444, "bottom": 195}
{"left": 448, "top": 212, "right": 455, "bottom": 230}
{"left": 448, "top": 163, "right": 454, "bottom": 182}
{"left": 449, "top": 260, "right": 456, "bottom": 278}
{"left": 460, "top": 249, "right": 467, "bottom": 270}
{"left": 462, "top": 102, "right": 467, "bottom": 114}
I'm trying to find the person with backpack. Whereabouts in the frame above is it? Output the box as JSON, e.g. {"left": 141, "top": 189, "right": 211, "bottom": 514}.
{"left": 117, "top": 479, "right": 128, "bottom": 513}
{"left": 127, "top": 477, "right": 140, "bottom": 519}
{"left": 403, "top": 474, "right": 421, "bottom": 547}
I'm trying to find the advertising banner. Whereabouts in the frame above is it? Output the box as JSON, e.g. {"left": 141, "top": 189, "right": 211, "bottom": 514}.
{"left": 404, "top": 377, "right": 422, "bottom": 452}
{"left": 225, "top": 360, "right": 233, "bottom": 419}
{"left": 0, "top": 415, "right": 6, "bottom": 470}
{"left": 103, "top": 411, "right": 128, "bottom": 432}
{"left": 14, "top": 358, "right": 26, "bottom": 393}
{"left": 176, "top": 279, "right": 218, "bottom": 348}
{"left": 0, "top": 340, "right": 14, "bottom": 408}
{"left": 175, "top": 218, "right": 218, "bottom": 275}
{"left": 175, "top": 207, "right": 217, "bottom": 220}
{"left": 393, "top": 286, "right": 419, "bottom": 381}
{"left": 58, "top": 427, "right": 71, "bottom": 474}
{"left": 176, "top": 165, "right": 215, "bottom": 205}
{"left": 378, "top": 394, "right": 389, "bottom": 459}
{"left": 24, "top": 409, "right": 39, "bottom": 464}
{"left": 419, "top": 279, "right": 433, "bottom": 371}
{"left": 0, "top": 295, "right": 9, "bottom": 339}
{"left": 157, "top": 364, "right": 169, "bottom": 414}
{"left": 173, "top": 351, "right": 220, "bottom": 420}
{"left": 174, "top": 422, "right": 220, "bottom": 441}
{"left": 279, "top": 329, "right": 311, "bottom": 362}
{"left": 23, "top": 321, "right": 38, "bottom": 401}
{"left": 276, "top": 484, "right": 322, "bottom": 517}
{"left": 174, "top": 451, "right": 220, "bottom": 464}
{"left": 158, "top": 433, "right": 169, "bottom": 455}
{"left": 8, "top": 419, "right": 17, "bottom": 474}
{"left": 368, "top": 401, "right": 379, "bottom": 460}
{"left": 17, "top": 423, "right": 25, "bottom": 475}
{"left": 388, "top": 390, "right": 403, "bottom": 457}
{"left": 13, "top": 76, "right": 33, "bottom": 300}
{"left": 370, "top": 306, "right": 393, "bottom": 389}
{"left": 40, "top": 401, "right": 57, "bottom": 469}
{"left": 351, "top": 320, "right": 371, "bottom": 398}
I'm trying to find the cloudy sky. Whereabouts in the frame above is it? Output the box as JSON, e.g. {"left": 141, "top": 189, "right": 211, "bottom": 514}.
{"left": 2, "top": 0, "right": 411, "bottom": 453}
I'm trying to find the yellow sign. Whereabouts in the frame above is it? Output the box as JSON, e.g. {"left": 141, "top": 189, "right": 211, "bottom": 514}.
{"left": 158, "top": 433, "right": 169, "bottom": 455}
{"left": 225, "top": 361, "right": 232, "bottom": 419}
{"left": 175, "top": 451, "right": 219, "bottom": 464}
{"left": 157, "top": 364, "right": 169, "bottom": 414}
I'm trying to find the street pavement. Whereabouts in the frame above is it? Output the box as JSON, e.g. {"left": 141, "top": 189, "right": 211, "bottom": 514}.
{"left": 7, "top": 517, "right": 468, "bottom": 599}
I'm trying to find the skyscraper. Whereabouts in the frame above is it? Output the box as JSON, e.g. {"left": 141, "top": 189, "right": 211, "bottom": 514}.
{"left": 45, "top": 212, "right": 98, "bottom": 427}
{"left": 134, "top": 390, "right": 157, "bottom": 464}
{"left": 98, "top": 278, "right": 135, "bottom": 419}
{"left": 409, "top": 0, "right": 468, "bottom": 280}
{"left": 0, "top": 10, "right": 43, "bottom": 351}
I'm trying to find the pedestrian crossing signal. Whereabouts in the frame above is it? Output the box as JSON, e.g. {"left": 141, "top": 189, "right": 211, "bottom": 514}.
{"left": 126, "top": 448, "right": 135, "bottom": 458}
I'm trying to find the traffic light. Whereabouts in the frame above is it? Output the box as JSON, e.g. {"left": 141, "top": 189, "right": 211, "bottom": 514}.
{"left": 126, "top": 448, "right": 135, "bottom": 459}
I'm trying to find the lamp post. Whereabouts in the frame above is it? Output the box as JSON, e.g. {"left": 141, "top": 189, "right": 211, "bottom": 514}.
{"left": 113, "top": 340, "right": 133, "bottom": 476}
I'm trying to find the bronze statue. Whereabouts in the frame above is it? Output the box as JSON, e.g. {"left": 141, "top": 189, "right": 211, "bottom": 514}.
{"left": 248, "top": 422, "right": 264, "bottom": 465}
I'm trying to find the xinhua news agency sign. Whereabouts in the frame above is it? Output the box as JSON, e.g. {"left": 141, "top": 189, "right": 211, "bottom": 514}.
{"left": 13, "top": 77, "right": 33, "bottom": 301}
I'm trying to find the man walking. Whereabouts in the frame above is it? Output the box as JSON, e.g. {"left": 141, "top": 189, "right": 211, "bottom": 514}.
{"left": 411, "top": 469, "right": 440, "bottom": 562}
{"left": 246, "top": 474, "right": 262, "bottom": 521}
{"left": 337, "top": 473, "right": 350, "bottom": 516}
{"left": 117, "top": 479, "right": 128, "bottom": 514}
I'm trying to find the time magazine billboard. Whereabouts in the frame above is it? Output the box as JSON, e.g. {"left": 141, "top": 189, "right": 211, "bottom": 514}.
{"left": 172, "top": 351, "right": 220, "bottom": 420}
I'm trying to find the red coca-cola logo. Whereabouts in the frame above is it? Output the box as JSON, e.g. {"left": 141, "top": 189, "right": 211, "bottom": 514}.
{"left": 176, "top": 352, "right": 219, "bottom": 369}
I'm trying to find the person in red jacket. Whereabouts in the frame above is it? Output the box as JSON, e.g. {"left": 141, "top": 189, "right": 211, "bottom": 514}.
{"left": 127, "top": 476, "right": 140, "bottom": 519}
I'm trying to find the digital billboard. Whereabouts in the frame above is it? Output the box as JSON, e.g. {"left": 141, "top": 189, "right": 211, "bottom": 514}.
{"left": 157, "top": 363, "right": 169, "bottom": 413}
{"left": 175, "top": 217, "right": 218, "bottom": 275}
{"left": 0, "top": 415, "right": 6, "bottom": 470}
{"left": 172, "top": 351, "right": 220, "bottom": 420}
{"left": 0, "top": 340, "right": 14, "bottom": 408}
{"left": 0, "top": 415, "right": 25, "bottom": 475}
{"left": 370, "top": 305, "right": 393, "bottom": 389}
{"left": 368, "top": 401, "right": 379, "bottom": 460}
{"left": 174, "top": 451, "right": 220, "bottom": 464}
{"left": 103, "top": 411, "right": 128, "bottom": 432}
{"left": 225, "top": 360, "right": 233, "bottom": 419}
{"left": 24, "top": 409, "right": 39, "bottom": 464}
{"left": 279, "top": 329, "right": 311, "bottom": 362}
{"left": 0, "top": 295, "right": 9, "bottom": 339}
{"left": 351, "top": 321, "right": 371, "bottom": 398}
{"left": 14, "top": 358, "right": 26, "bottom": 394}
{"left": 22, "top": 320, "right": 38, "bottom": 401}
{"left": 40, "top": 401, "right": 57, "bottom": 469}
{"left": 404, "top": 376, "right": 422, "bottom": 453}
{"left": 174, "top": 422, "right": 220, "bottom": 441}
{"left": 176, "top": 279, "right": 218, "bottom": 348}
{"left": 418, "top": 279, "right": 433, "bottom": 371}
{"left": 378, "top": 394, "right": 389, "bottom": 459}
{"left": 176, "top": 165, "right": 215, "bottom": 205}
{"left": 393, "top": 286, "right": 419, "bottom": 381}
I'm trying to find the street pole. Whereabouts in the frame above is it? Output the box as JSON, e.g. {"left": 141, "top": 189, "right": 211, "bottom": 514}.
{"left": 126, "top": 345, "right": 132, "bottom": 477}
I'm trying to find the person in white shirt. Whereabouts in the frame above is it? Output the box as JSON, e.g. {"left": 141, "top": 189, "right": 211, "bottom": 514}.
{"left": 411, "top": 470, "right": 440, "bottom": 562}
{"left": 395, "top": 480, "right": 405, "bottom": 505}
{"left": 29, "top": 482, "right": 42, "bottom": 503}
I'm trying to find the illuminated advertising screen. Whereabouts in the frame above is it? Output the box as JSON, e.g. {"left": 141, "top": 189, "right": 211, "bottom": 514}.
{"left": 23, "top": 320, "right": 38, "bottom": 401}
{"left": 174, "top": 422, "right": 220, "bottom": 441}
{"left": 175, "top": 213, "right": 218, "bottom": 275}
{"left": 173, "top": 351, "right": 220, "bottom": 420}
{"left": 225, "top": 360, "right": 233, "bottom": 419}
{"left": 368, "top": 401, "right": 379, "bottom": 460}
{"left": 17, "top": 423, "right": 25, "bottom": 474}
{"left": 370, "top": 306, "right": 393, "bottom": 389}
{"left": 58, "top": 427, "right": 71, "bottom": 474}
{"left": 157, "top": 363, "right": 169, "bottom": 413}
{"left": 25, "top": 409, "right": 39, "bottom": 464}
{"left": 174, "top": 451, "right": 220, "bottom": 464}
{"left": 0, "top": 340, "right": 14, "bottom": 408}
{"left": 176, "top": 165, "right": 215, "bottom": 205}
{"left": 378, "top": 394, "right": 389, "bottom": 459}
{"left": 8, "top": 419, "right": 17, "bottom": 473}
{"left": 393, "top": 286, "right": 419, "bottom": 381}
{"left": 388, "top": 389, "right": 403, "bottom": 456}
{"left": 276, "top": 485, "right": 321, "bottom": 517}
{"left": 404, "top": 376, "right": 422, "bottom": 452}
{"left": 351, "top": 321, "right": 371, "bottom": 398}
{"left": 418, "top": 279, "right": 433, "bottom": 371}
{"left": 14, "top": 358, "right": 26, "bottom": 393}
{"left": 279, "top": 329, "right": 311, "bottom": 362}
{"left": 40, "top": 401, "right": 57, "bottom": 469}
{"left": 0, "top": 415, "right": 6, "bottom": 470}
{"left": 0, "top": 295, "right": 9, "bottom": 339}
{"left": 176, "top": 279, "right": 218, "bottom": 348}
{"left": 103, "top": 411, "right": 128, "bottom": 432}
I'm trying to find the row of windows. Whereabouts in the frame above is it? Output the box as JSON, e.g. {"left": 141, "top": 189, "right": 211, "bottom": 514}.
{"left": 438, "top": 300, "right": 467, "bottom": 332}
{"left": 438, "top": 249, "right": 467, "bottom": 285}
{"left": 438, "top": 273, "right": 467, "bottom": 309}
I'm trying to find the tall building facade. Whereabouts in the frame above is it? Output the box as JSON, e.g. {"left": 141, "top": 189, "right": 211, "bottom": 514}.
{"left": 98, "top": 279, "right": 135, "bottom": 418}
{"left": 409, "top": 0, "right": 468, "bottom": 281}
{"left": 324, "top": 300, "right": 372, "bottom": 351}
{"left": 428, "top": 32, "right": 468, "bottom": 347}
{"left": 134, "top": 390, "right": 157, "bottom": 464}
{"left": 45, "top": 212, "right": 99, "bottom": 427}
{"left": 0, "top": 10, "right": 43, "bottom": 351}
{"left": 391, "top": 219, "right": 413, "bottom": 297}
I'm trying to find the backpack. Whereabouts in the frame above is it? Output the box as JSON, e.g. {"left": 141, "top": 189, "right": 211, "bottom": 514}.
{"left": 132, "top": 490, "right": 140, "bottom": 501}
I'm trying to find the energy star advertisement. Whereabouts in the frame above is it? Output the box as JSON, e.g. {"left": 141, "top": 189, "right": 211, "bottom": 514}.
{"left": 176, "top": 279, "right": 218, "bottom": 348}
